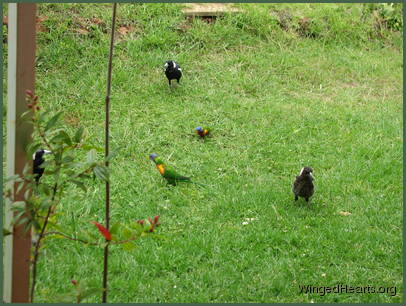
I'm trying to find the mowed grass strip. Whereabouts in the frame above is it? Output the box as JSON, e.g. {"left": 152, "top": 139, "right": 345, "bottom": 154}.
{"left": 3, "top": 3, "right": 402, "bottom": 302}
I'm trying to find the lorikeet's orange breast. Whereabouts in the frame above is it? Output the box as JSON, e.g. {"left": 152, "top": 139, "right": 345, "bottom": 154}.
{"left": 157, "top": 164, "right": 165, "bottom": 175}
{"left": 197, "top": 130, "right": 209, "bottom": 137}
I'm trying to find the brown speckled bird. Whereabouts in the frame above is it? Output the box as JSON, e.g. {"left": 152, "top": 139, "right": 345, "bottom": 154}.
{"left": 292, "top": 167, "right": 314, "bottom": 203}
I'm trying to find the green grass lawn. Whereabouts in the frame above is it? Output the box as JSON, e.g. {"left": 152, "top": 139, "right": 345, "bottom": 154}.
{"left": 3, "top": 2, "right": 403, "bottom": 303}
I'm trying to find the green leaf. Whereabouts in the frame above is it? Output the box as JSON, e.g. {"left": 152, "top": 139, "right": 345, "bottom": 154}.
{"left": 109, "top": 222, "right": 120, "bottom": 236}
{"left": 51, "top": 130, "right": 72, "bottom": 146}
{"left": 93, "top": 165, "right": 108, "bottom": 182}
{"left": 23, "top": 220, "right": 33, "bottom": 234}
{"left": 38, "top": 183, "right": 51, "bottom": 196}
{"left": 12, "top": 201, "right": 26, "bottom": 210}
{"left": 27, "top": 142, "right": 42, "bottom": 157}
{"left": 12, "top": 210, "right": 26, "bottom": 223}
{"left": 122, "top": 227, "right": 133, "bottom": 240}
{"left": 38, "top": 111, "right": 48, "bottom": 123}
{"left": 121, "top": 241, "right": 136, "bottom": 251}
{"left": 3, "top": 228, "right": 12, "bottom": 236}
{"left": 70, "top": 179, "right": 87, "bottom": 192}
{"left": 4, "top": 174, "right": 20, "bottom": 183}
{"left": 74, "top": 126, "right": 85, "bottom": 143}
{"left": 53, "top": 293, "right": 76, "bottom": 303}
{"left": 39, "top": 199, "right": 53, "bottom": 210}
{"left": 14, "top": 216, "right": 29, "bottom": 227}
{"left": 62, "top": 155, "right": 75, "bottom": 164}
{"left": 24, "top": 189, "right": 31, "bottom": 200}
{"left": 16, "top": 181, "right": 25, "bottom": 194}
{"left": 21, "top": 110, "right": 32, "bottom": 119}
{"left": 150, "top": 233, "right": 167, "bottom": 240}
{"left": 105, "top": 151, "right": 118, "bottom": 162}
{"left": 22, "top": 162, "right": 31, "bottom": 176}
{"left": 87, "top": 149, "right": 97, "bottom": 164}
{"left": 81, "top": 144, "right": 104, "bottom": 152}
{"left": 44, "top": 234, "right": 67, "bottom": 241}
{"left": 45, "top": 112, "right": 63, "bottom": 131}
{"left": 32, "top": 218, "right": 41, "bottom": 230}
{"left": 47, "top": 221, "right": 65, "bottom": 233}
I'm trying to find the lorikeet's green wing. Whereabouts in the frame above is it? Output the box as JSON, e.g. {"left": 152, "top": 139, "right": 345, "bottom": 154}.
{"left": 162, "top": 164, "right": 191, "bottom": 184}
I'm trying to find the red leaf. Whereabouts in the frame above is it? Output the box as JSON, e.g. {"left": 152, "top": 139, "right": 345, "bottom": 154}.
{"left": 92, "top": 221, "right": 112, "bottom": 241}
{"left": 25, "top": 89, "right": 34, "bottom": 97}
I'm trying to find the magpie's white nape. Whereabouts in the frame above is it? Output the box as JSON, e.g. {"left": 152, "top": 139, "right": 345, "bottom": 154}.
{"left": 32, "top": 149, "right": 51, "bottom": 160}
{"left": 164, "top": 60, "right": 182, "bottom": 86}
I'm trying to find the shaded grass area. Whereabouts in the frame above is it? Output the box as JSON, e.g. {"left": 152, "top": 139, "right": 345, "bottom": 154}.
{"left": 2, "top": 3, "right": 403, "bottom": 302}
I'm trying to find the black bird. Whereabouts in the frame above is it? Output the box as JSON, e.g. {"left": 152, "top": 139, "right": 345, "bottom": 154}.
{"left": 164, "top": 60, "right": 182, "bottom": 86}
{"left": 33, "top": 149, "right": 52, "bottom": 184}
{"left": 292, "top": 167, "right": 314, "bottom": 203}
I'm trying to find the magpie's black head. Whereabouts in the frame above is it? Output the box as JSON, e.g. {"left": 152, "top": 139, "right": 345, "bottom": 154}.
{"left": 33, "top": 149, "right": 52, "bottom": 161}
{"left": 164, "top": 60, "right": 175, "bottom": 70}
{"left": 299, "top": 167, "right": 314, "bottom": 177}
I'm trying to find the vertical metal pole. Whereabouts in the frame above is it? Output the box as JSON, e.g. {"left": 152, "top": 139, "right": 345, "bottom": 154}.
{"left": 4, "top": 3, "right": 36, "bottom": 303}
{"left": 102, "top": 3, "right": 117, "bottom": 303}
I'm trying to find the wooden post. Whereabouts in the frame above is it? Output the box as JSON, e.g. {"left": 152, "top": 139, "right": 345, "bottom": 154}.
{"left": 3, "top": 3, "right": 36, "bottom": 303}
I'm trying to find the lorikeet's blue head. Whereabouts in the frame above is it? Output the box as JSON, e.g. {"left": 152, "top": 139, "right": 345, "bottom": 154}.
{"left": 149, "top": 154, "right": 164, "bottom": 165}
{"left": 149, "top": 154, "right": 158, "bottom": 162}
{"left": 195, "top": 126, "right": 203, "bottom": 132}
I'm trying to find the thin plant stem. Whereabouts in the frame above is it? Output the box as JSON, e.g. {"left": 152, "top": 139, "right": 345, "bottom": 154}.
{"left": 29, "top": 182, "right": 58, "bottom": 303}
{"left": 102, "top": 3, "right": 117, "bottom": 303}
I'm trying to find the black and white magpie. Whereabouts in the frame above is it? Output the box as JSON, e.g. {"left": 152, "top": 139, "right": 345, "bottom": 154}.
{"left": 164, "top": 60, "right": 182, "bottom": 86}
{"left": 292, "top": 167, "right": 314, "bottom": 203}
{"left": 33, "top": 149, "right": 52, "bottom": 184}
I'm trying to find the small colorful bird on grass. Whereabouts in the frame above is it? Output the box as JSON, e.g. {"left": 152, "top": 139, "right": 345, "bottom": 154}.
{"left": 149, "top": 154, "right": 204, "bottom": 186}
{"left": 164, "top": 60, "right": 182, "bottom": 86}
{"left": 195, "top": 126, "right": 210, "bottom": 138}
{"left": 33, "top": 149, "right": 52, "bottom": 184}
{"left": 292, "top": 167, "right": 315, "bottom": 203}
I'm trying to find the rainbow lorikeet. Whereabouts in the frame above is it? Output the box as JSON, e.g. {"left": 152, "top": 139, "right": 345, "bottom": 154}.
{"left": 292, "top": 167, "right": 315, "bottom": 203}
{"left": 149, "top": 154, "right": 192, "bottom": 185}
{"left": 195, "top": 126, "right": 210, "bottom": 138}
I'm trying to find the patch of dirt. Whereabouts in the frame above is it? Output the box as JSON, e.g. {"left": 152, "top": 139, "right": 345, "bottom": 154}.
{"left": 272, "top": 9, "right": 293, "bottom": 31}
{"left": 72, "top": 16, "right": 108, "bottom": 36}
{"left": 114, "top": 23, "right": 138, "bottom": 43}
{"left": 297, "top": 17, "right": 318, "bottom": 38}
{"left": 117, "top": 25, "right": 136, "bottom": 36}
{"left": 36, "top": 16, "right": 49, "bottom": 33}
{"left": 174, "top": 19, "right": 193, "bottom": 33}
{"left": 65, "top": 114, "right": 80, "bottom": 126}
{"left": 342, "top": 82, "right": 360, "bottom": 88}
